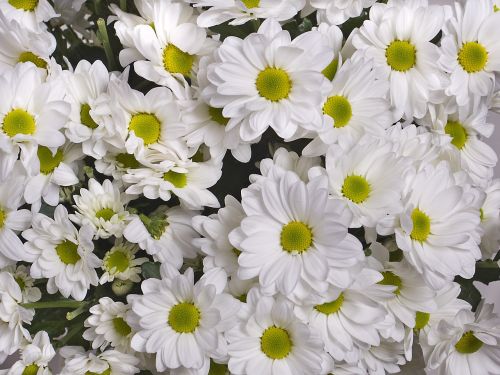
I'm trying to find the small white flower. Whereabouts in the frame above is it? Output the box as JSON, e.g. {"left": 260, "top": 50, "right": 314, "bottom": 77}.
{"left": 1, "top": 265, "right": 41, "bottom": 304}
{"left": 60, "top": 347, "right": 140, "bottom": 375}
{"left": 100, "top": 239, "right": 148, "bottom": 284}
{"left": 0, "top": 0, "right": 57, "bottom": 31}
{"left": 310, "top": 0, "right": 377, "bottom": 25}
{"left": 7, "top": 331, "right": 55, "bottom": 375}
{"left": 479, "top": 178, "right": 500, "bottom": 259}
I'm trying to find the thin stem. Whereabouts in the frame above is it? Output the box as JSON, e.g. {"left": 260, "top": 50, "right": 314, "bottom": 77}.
{"left": 21, "top": 300, "right": 84, "bottom": 309}
{"left": 97, "top": 18, "right": 117, "bottom": 70}
{"left": 66, "top": 303, "right": 89, "bottom": 320}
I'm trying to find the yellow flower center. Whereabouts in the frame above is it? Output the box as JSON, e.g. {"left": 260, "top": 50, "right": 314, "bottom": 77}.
{"left": 455, "top": 331, "right": 484, "bottom": 354}
{"left": 323, "top": 95, "right": 352, "bottom": 128}
{"left": 163, "top": 170, "right": 188, "bottom": 188}
{"left": 115, "top": 153, "right": 141, "bottom": 169}
{"left": 242, "top": 0, "right": 260, "bottom": 8}
{"left": 37, "top": 146, "right": 63, "bottom": 175}
{"left": 95, "top": 208, "right": 115, "bottom": 221}
{"left": 260, "top": 326, "right": 292, "bottom": 360}
{"left": 341, "top": 175, "right": 371, "bottom": 203}
{"left": 80, "top": 103, "right": 98, "bottom": 129}
{"left": 104, "top": 250, "right": 130, "bottom": 273}
{"left": 322, "top": 58, "right": 339, "bottom": 81}
{"left": 414, "top": 311, "right": 430, "bottom": 330}
{"left": 8, "top": 0, "right": 38, "bottom": 11}
{"left": 113, "top": 316, "right": 132, "bottom": 337}
{"left": 55, "top": 240, "right": 81, "bottom": 265}
{"left": 315, "top": 293, "right": 345, "bottom": 315}
{"left": 495, "top": 5, "right": 499, "bottom": 11}
{"left": 86, "top": 368, "right": 111, "bottom": 375}
{"left": 0, "top": 208, "right": 6, "bottom": 229}
{"left": 378, "top": 271, "right": 403, "bottom": 295}
{"left": 18, "top": 51, "right": 47, "bottom": 69}
{"left": 458, "top": 42, "right": 488, "bottom": 73}
{"left": 386, "top": 40, "right": 417, "bottom": 72}
{"left": 2, "top": 109, "right": 36, "bottom": 138}
{"left": 445, "top": 120, "right": 468, "bottom": 150}
{"left": 129, "top": 113, "right": 161, "bottom": 145}
{"left": 209, "top": 107, "right": 229, "bottom": 126}
{"left": 256, "top": 67, "right": 292, "bottom": 102}
{"left": 168, "top": 302, "right": 201, "bottom": 333}
{"left": 280, "top": 221, "right": 313, "bottom": 253}
{"left": 22, "top": 364, "right": 39, "bottom": 375}
{"left": 162, "top": 44, "right": 194, "bottom": 77}
{"left": 410, "top": 208, "right": 431, "bottom": 242}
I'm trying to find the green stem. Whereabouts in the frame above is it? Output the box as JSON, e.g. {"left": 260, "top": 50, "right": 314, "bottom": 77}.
{"left": 97, "top": 18, "right": 117, "bottom": 70}
{"left": 120, "top": 0, "right": 127, "bottom": 11}
{"left": 21, "top": 300, "right": 84, "bottom": 309}
{"left": 66, "top": 303, "right": 89, "bottom": 320}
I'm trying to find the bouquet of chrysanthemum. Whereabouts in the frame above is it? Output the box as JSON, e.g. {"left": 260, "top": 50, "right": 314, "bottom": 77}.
{"left": 0, "top": 0, "right": 500, "bottom": 374}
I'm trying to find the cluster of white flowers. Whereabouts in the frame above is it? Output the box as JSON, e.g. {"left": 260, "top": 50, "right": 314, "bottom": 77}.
{"left": 0, "top": 0, "right": 500, "bottom": 374}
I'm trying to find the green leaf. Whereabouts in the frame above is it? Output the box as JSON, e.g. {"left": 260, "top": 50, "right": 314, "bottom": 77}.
{"left": 142, "top": 262, "right": 161, "bottom": 279}
{"left": 456, "top": 277, "right": 482, "bottom": 311}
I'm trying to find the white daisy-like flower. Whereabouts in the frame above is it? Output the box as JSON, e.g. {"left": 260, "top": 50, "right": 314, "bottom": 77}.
{"left": 0, "top": 271, "right": 34, "bottom": 361}
{"left": 0, "top": 63, "right": 69, "bottom": 179}
{"left": 311, "top": 136, "right": 410, "bottom": 228}
{"left": 70, "top": 179, "right": 131, "bottom": 239}
{"left": 0, "top": 173, "right": 31, "bottom": 268}
{"left": 303, "top": 56, "right": 392, "bottom": 156}
{"left": 100, "top": 239, "right": 148, "bottom": 284}
{"left": 231, "top": 171, "right": 364, "bottom": 299}
{"left": 190, "top": 0, "right": 305, "bottom": 27}
{"left": 0, "top": 0, "right": 57, "bottom": 31}
{"left": 123, "top": 205, "right": 199, "bottom": 268}
{"left": 479, "top": 178, "right": 500, "bottom": 259}
{"left": 129, "top": 267, "right": 239, "bottom": 372}
{"left": 353, "top": 1, "right": 445, "bottom": 119}
{"left": 358, "top": 339, "right": 407, "bottom": 375}
{"left": 0, "top": 13, "right": 55, "bottom": 72}
{"left": 22, "top": 205, "right": 101, "bottom": 301}
{"left": 23, "top": 143, "right": 83, "bottom": 211}
{"left": 131, "top": 1, "right": 218, "bottom": 93}
{"left": 51, "top": 0, "right": 92, "bottom": 40}
{"left": 440, "top": 0, "right": 500, "bottom": 105}
{"left": 314, "top": 23, "right": 344, "bottom": 81}
{"left": 422, "top": 302, "right": 500, "bottom": 375}
{"left": 227, "top": 291, "right": 324, "bottom": 375}
{"left": 310, "top": 0, "right": 377, "bottom": 25}
{"left": 204, "top": 18, "right": 333, "bottom": 142}
{"left": 377, "top": 161, "right": 483, "bottom": 289}
{"left": 83, "top": 297, "right": 135, "bottom": 353}
{"left": 1, "top": 265, "right": 41, "bottom": 304}
{"left": 6, "top": 330, "right": 55, "bottom": 375}
{"left": 59, "top": 347, "right": 140, "bottom": 375}
{"left": 94, "top": 145, "right": 143, "bottom": 180}
{"left": 63, "top": 60, "right": 113, "bottom": 159}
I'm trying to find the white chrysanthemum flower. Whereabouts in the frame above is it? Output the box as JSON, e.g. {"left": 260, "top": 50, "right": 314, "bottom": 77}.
{"left": 124, "top": 205, "right": 199, "bottom": 268}
{"left": 358, "top": 339, "right": 407, "bottom": 375}
{"left": 378, "top": 161, "right": 482, "bottom": 289}
{"left": 70, "top": 179, "right": 131, "bottom": 239}
{"left": 0, "top": 0, "right": 57, "bottom": 31}
{"left": 303, "top": 57, "right": 392, "bottom": 155}
{"left": 1, "top": 265, "right": 41, "bottom": 303}
{"left": 94, "top": 145, "right": 143, "bottom": 180}
{"left": 51, "top": 0, "right": 92, "bottom": 39}
{"left": 312, "top": 136, "right": 410, "bottom": 228}
{"left": 0, "top": 271, "right": 34, "bottom": 361}
{"left": 421, "top": 303, "right": 500, "bottom": 375}
{"left": 314, "top": 23, "right": 344, "bottom": 79}
{"left": 231, "top": 171, "right": 364, "bottom": 299}
{"left": 129, "top": 267, "right": 239, "bottom": 372}
{"left": 0, "top": 175, "right": 31, "bottom": 268}
{"left": 204, "top": 18, "right": 332, "bottom": 142}
{"left": 100, "top": 239, "right": 148, "bottom": 284}
{"left": 311, "top": 0, "right": 377, "bottom": 25}
{"left": 63, "top": 60, "right": 113, "bottom": 159}
{"left": 227, "top": 291, "right": 324, "bottom": 375}
{"left": 83, "top": 297, "right": 135, "bottom": 353}
{"left": 7, "top": 330, "right": 55, "bottom": 375}
{"left": 440, "top": 0, "right": 500, "bottom": 105}
{"left": 59, "top": 347, "right": 140, "bottom": 375}
{"left": 479, "top": 178, "right": 500, "bottom": 259}
{"left": 0, "top": 63, "right": 69, "bottom": 179}
{"left": 353, "top": 1, "right": 445, "bottom": 118}
{"left": 23, "top": 143, "right": 83, "bottom": 211}
{"left": 0, "top": 13, "right": 55, "bottom": 72}
{"left": 22, "top": 205, "right": 101, "bottom": 301}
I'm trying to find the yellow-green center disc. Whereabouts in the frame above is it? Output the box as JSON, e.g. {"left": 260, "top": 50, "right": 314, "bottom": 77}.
{"left": 455, "top": 331, "right": 484, "bottom": 354}
{"left": 260, "top": 326, "right": 292, "bottom": 360}
{"left": 410, "top": 208, "right": 431, "bottom": 242}
{"left": 323, "top": 95, "right": 352, "bottom": 128}
{"left": 168, "top": 302, "right": 201, "bottom": 333}
{"left": 280, "top": 221, "right": 313, "bottom": 253}
{"left": 56, "top": 240, "right": 81, "bottom": 265}
{"left": 2, "top": 108, "right": 36, "bottom": 138}
{"left": 8, "top": 0, "right": 38, "bottom": 11}
{"left": 341, "top": 175, "right": 370, "bottom": 203}
{"left": 129, "top": 113, "right": 161, "bottom": 145}
{"left": 163, "top": 44, "right": 194, "bottom": 77}
{"left": 458, "top": 42, "right": 488, "bottom": 73}
{"left": 386, "top": 40, "right": 417, "bottom": 72}
{"left": 256, "top": 67, "right": 292, "bottom": 102}
{"left": 18, "top": 51, "right": 47, "bottom": 69}
{"left": 315, "top": 293, "right": 345, "bottom": 315}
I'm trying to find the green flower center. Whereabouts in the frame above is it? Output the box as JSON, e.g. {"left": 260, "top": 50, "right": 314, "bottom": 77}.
{"left": 162, "top": 44, "right": 194, "bottom": 77}
{"left": 56, "top": 240, "right": 81, "bottom": 265}
{"left": 18, "top": 51, "right": 47, "bottom": 69}
{"left": 414, "top": 311, "right": 430, "bottom": 330}
{"left": 323, "top": 95, "right": 352, "bottom": 128}
{"left": 115, "top": 153, "right": 141, "bottom": 169}
{"left": 80, "top": 103, "right": 98, "bottom": 129}
{"left": 95, "top": 208, "right": 115, "bottom": 221}
{"left": 113, "top": 316, "right": 132, "bottom": 337}
{"left": 260, "top": 326, "right": 292, "bottom": 360}
{"left": 2, "top": 109, "right": 36, "bottom": 138}
{"left": 386, "top": 40, "right": 417, "bottom": 72}
{"left": 280, "top": 221, "right": 313, "bottom": 253}
{"left": 0, "top": 208, "right": 6, "bottom": 229}
{"left": 480, "top": 208, "right": 485, "bottom": 222}
{"left": 315, "top": 293, "right": 345, "bottom": 315}
{"left": 410, "top": 208, "right": 431, "bottom": 242}
{"left": 322, "top": 58, "right": 339, "bottom": 81}
{"left": 495, "top": 5, "right": 499, "bottom": 11}
{"left": 8, "top": 0, "right": 38, "bottom": 11}
{"left": 105, "top": 250, "right": 130, "bottom": 273}
{"left": 168, "top": 302, "right": 201, "bottom": 333}
{"left": 86, "top": 368, "right": 111, "bottom": 375}
{"left": 22, "top": 364, "right": 39, "bottom": 375}
{"left": 163, "top": 170, "right": 187, "bottom": 188}
{"left": 209, "top": 107, "right": 229, "bottom": 126}
{"left": 341, "top": 175, "right": 371, "bottom": 203}
{"left": 455, "top": 331, "right": 484, "bottom": 354}
{"left": 37, "top": 146, "right": 63, "bottom": 175}
{"left": 256, "top": 67, "right": 292, "bottom": 102}
{"left": 458, "top": 42, "right": 488, "bottom": 73}
{"left": 139, "top": 213, "right": 168, "bottom": 240}
{"left": 378, "top": 271, "right": 403, "bottom": 295}
{"left": 242, "top": 0, "right": 260, "bottom": 8}
{"left": 209, "top": 360, "right": 229, "bottom": 375}
{"left": 445, "top": 120, "right": 468, "bottom": 150}
{"left": 129, "top": 113, "right": 161, "bottom": 145}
